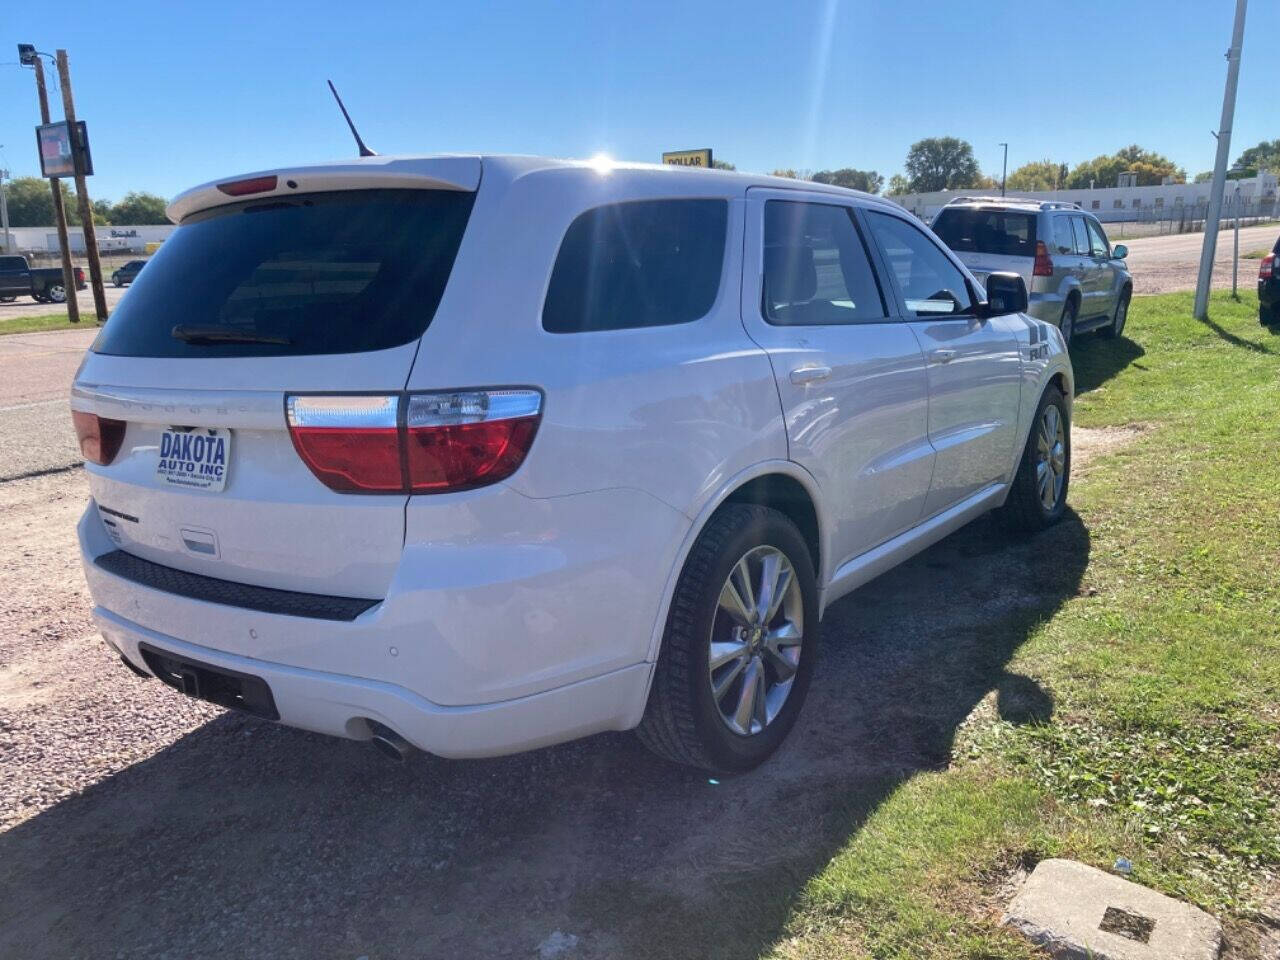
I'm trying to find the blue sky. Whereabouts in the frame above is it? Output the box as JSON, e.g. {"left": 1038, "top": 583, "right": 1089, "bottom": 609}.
{"left": 1, "top": 0, "right": 1270, "bottom": 203}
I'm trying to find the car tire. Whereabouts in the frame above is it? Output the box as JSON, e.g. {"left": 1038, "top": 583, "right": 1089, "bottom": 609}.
{"left": 0, "top": 295, "right": 15, "bottom": 303}
{"left": 1261, "top": 304, "right": 1279, "bottom": 327}
{"left": 637, "top": 503, "right": 819, "bottom": 773}
{"left": 1102, "top": 288, "right": 1130, "bottom": 339}
{"left": 48, "top": 284, "right": 66, "bottom": 303}
{"left": 112, "top": 276, "right": 122, "bottom": 288}
{"left": 1058, "top": 299, "right": 1078, "bottom": 345}
{"left": 998, "top": 383, "right": 1070, "bottom": 533}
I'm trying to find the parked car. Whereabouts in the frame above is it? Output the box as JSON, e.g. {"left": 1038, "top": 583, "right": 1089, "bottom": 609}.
{"left": 1257, "top": 235, "right": 1279, "bottom": 326}
{"left": 0, "top": 254, "right": 87, "bottom": 303}
{"left": 111, "top": 259, "right": 148, "bottom": 287}
{"left": 71, "top": 156, "right": 1072, "bottom": 772}
{"left": 931, "top": 197, "right": 1132, "bottom": 343}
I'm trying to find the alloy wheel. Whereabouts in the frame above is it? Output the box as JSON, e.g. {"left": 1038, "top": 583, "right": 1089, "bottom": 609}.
{"left": 1035, "top": 404, "right": 1066, "bottom": 512}
{"left": 49, "top": 284, "right": 66, "bottom": 303}
{"left": 708, "top": 545, "right": 804, "bottom": 737}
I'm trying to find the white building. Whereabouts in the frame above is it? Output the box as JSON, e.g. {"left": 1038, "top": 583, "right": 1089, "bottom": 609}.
{"left": 1, "top": 223, "right": 176, "bottom": 255}
{"left": 891, "top": 171, "right": 1278, "bottom": 223}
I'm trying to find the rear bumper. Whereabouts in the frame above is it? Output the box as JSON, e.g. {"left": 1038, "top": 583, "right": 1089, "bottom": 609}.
{"left": 1027, "top": 292, "right": 1067, "bottom": 324}
{"left": 95, "top": 605, "right": 650, "bottom": 758}
{"left": 78, "top": 481, "right": 688, "bottom": 757}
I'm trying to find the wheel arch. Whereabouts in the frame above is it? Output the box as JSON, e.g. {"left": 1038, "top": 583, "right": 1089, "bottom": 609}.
{"left": 641, "top": 460, "right": 827, "bottom": 669}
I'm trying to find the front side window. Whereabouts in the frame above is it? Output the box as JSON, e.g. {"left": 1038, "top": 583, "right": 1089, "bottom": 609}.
{"left": 1051, "top": 217, "right": 1076, "bottom": 256}
{"left": 542, "top": 199, "right": 727, "bottom": 333}
{"left": 1086, "top": 219, "right": 1111, "bottom": 258}
{"left": 864, "top": 210, "right": 974, "bottom": 317}
{"left": 761, "top": 201, "right": 886, "bottom": 325}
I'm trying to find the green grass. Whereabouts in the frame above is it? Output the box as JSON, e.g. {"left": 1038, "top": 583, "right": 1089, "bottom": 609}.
{"left": 0, "top": 313, "right": 99, "bottom": 335}
{"left": 767, "top": 292, "right": 1280, "bottom": 958}
{"left": 1242, "top": 247, "right": 1271, "bottom": 259}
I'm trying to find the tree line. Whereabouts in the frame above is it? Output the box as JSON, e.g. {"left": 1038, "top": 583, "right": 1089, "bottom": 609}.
{"left": 2, "top": 178, "right": 169, "bottom": 227}
{"left": 717, "top": 136, "right": 1277, "bottom": 196}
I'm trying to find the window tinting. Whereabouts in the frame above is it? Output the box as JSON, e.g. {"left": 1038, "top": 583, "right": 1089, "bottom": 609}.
{"left": 93, "top": 190, "right": 475, "bottom": 358}
{"left": 542, "top": 199, "right": 727, "bottom": 333}
{"left": 1070, "top": 216, "right": 1091, "bottom": 256}
{"left": 1086, "top": 218, "right": 1111, "bottom": 258}
{"left": 865, "top": 210, "right": 974, "bottom": 317}
{"left": 931, "top": 208, "right": 1037, "bottom": 257}
{"left": 1052, "top": 217, "right": 1076, "bottom": 256}
{"left": 762, "top": 201, "right": 886, "bottom": 325}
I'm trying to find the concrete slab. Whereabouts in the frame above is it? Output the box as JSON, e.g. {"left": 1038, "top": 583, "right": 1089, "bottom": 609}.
{"left": 1004, "top": 859, "right": 1221, "bottom": 960}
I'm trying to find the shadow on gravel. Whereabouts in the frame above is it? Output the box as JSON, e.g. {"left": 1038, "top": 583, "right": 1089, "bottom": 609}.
{"left": 1070, "top": 334, "right": 1145, "bottom": 395}
{"left": 0, "top": 511, "right": 1089, "bottom": 960}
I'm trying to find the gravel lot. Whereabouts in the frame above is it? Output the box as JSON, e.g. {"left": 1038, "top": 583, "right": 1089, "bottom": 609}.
{"left": 0, "top": 284, "right": 129, "bottom": 322}
{"left": 0, "top": 238, "right": 1220, "bottom": 957}
{"left": 1122, "top": 223, "right": 1276, "bottom": 295}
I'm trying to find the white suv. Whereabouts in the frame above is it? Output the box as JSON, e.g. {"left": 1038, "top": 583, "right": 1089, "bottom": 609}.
{"left": 73, "top": 156, "right": 1072, "bottom": 772}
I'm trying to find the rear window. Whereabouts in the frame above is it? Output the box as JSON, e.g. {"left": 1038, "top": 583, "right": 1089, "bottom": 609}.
{"left": 0, "top": 257, "right": 26, "bottom": 270}
{"left": 542, "top": 199, "right": 727, "bottom": 333}
{"left": 931, "top": 208, "right": 1037, "bottom": 257}
{"left": 93, "top": 189, "right": 475, "bottom": 358}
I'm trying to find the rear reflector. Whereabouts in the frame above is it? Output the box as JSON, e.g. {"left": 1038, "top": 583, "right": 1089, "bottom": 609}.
{"left": 72, "top": 410, "right": 127, "bottom": 466}
{"left": 1033, "top": 241, "right": 1054, "bottom": 277}
{"left": 286, "top": 390, "right": 542, "bottom": 494}
{"left": 216, "top": 175, "right": 279, "bottom": 197}
{"left": 1260, "top": 253, "right": 1275, "bottom": 280}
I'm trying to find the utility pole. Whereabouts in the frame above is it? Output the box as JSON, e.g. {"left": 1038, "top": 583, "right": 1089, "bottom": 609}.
{"left": 999, "top": 143, "right": 1008, "bottom": 197}
{"left": 56, "top": 49, "right": 108, "bottom": 324}
{"left": 1232, "top": 184, "right": 1241, "bottom": 298}
{"left": 29, "top": 55, "right": 80, "bottom": 324}
{"left": 0, "top": 166, "right": 11, "bottom": 253}
{"left": 1194, "top": 0, "right": 1247, "bottom": 320}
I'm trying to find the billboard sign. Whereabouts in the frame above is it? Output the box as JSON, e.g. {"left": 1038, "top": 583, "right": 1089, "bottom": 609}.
{"left": 662, "top": 149, "right": 713, "bottom": 168}
{"left": 36, "top": 120, "right": 93, "bottom": 178}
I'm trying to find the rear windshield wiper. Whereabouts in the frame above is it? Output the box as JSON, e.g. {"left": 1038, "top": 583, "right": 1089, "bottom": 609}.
{"left": 171, "top": 324, "right": 292, "bottom": 346}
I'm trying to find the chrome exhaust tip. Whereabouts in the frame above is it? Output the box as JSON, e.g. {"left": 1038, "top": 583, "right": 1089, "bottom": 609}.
{"left": 367, "top": 721, "right": 413, "bottom": 762}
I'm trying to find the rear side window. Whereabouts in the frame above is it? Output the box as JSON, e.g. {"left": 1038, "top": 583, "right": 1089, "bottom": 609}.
{"left": 1051, "top": 217, "right": 1076, "bottom": 255}
{"left": 542, "top": 199, "right": 727, "bottom": 333}
{"left": 762, "top": 201, "right": 886, "bottom": 325}
{"left": 1070, "top": 217, "right": 1091, "bottom": 256}
{"left": 93, "top": 189, "right": 475, "bottom": 358}
{"left": 0, "top": 257, "right": 25, "bottom": 270}
{"left": 931, "top": 208, "right": 1037, "bottom": 257}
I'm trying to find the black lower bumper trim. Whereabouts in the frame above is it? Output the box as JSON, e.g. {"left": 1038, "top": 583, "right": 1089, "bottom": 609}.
{"left": 94, "top": 549, "right": 379, "bottom": 622}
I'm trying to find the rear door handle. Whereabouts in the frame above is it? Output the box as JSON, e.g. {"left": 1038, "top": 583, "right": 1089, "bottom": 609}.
{"left": 930, "top": 349, "right": 957, "bottom": 364}
{"left": 790, "top": 365, "right": 832, "bottom": 385}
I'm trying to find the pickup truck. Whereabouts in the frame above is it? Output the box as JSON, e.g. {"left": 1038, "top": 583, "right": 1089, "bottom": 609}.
{"left": 0, "top": 254, "right": 87, "bottom": 304}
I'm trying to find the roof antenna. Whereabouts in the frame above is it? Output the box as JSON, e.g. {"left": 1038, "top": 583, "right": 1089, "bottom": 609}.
{"left": 327, "top": 80, "right": 377, "bottom": 157}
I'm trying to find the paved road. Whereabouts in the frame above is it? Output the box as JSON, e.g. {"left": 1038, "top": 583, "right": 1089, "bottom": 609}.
{"left": 1122, "top": 223, "right": 1275, "bottom": 295}
{"left": 0, "top": 328, "right": 96, "bottom": 480}
{"left": 0, "top": 284, "right": 129, "bottom": 322}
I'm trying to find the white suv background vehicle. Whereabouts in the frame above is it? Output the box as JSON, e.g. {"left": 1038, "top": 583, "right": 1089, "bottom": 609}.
{"left": 72, "top": 155, "right": 1073, "bottom": 772}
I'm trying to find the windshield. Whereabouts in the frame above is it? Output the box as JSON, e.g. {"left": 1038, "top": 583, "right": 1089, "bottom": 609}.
{"left": 93, "top": 189, "right": 475, "bottom": 358}
{"left": 932, "top": 208, "right": 1037, "bottom": 258}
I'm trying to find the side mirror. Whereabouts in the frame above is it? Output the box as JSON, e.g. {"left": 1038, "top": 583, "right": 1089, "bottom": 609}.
{"left": 1113, "top": 244, "right": 1128, "bottom": 259}
{"left": 980, "top": 272, "right": 1028, "bottom": 316}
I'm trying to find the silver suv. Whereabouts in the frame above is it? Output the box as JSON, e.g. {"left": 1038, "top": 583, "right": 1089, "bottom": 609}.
{"left": 932, "top": 197, "right": 1132, "bottom": 342}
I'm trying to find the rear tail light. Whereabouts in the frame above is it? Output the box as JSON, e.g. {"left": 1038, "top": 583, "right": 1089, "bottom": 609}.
{"left": 74, "top": 267, "right": 85, "bottom": 284}
{"left": 72, "top": 410, "right": 126, "bottom": 466}
{"left": 286, "top": 390, "right": 542, "bottom": 494}
{"left": 1033, "top": 241, "right": 1054, "bottom": 277}
{"left": 1260, "top": 253, "right": 1276, "bottom": 280}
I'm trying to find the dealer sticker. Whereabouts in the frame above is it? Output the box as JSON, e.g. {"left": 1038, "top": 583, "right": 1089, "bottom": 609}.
{"left": 156, "top": 428, "right": 230, "bottom": 492}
